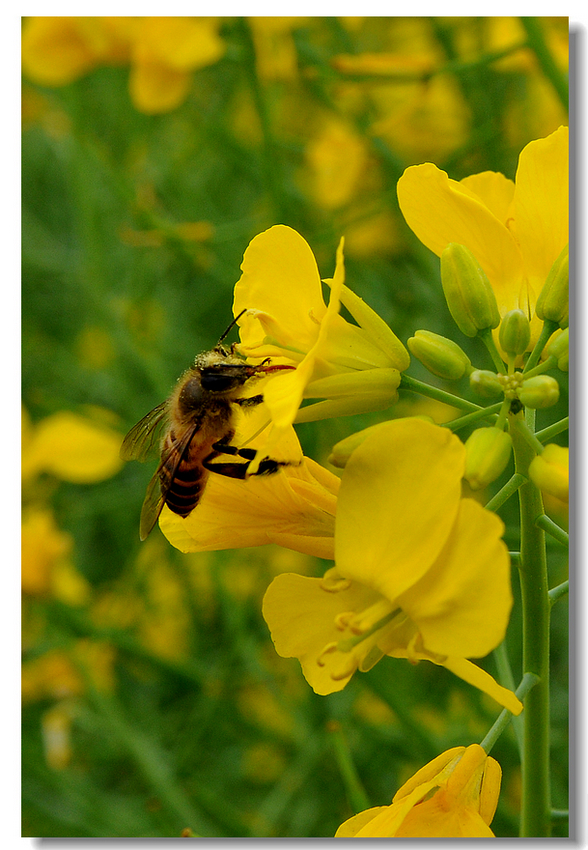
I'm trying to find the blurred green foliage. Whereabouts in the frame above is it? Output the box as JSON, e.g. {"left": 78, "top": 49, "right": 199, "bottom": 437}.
{"left": 22, "top": 16, "right": 568, "bottom": 837}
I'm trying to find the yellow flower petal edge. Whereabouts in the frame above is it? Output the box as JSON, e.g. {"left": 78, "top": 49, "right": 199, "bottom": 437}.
{"left": 511, "top": 125, "right": 568, "bottom": 296}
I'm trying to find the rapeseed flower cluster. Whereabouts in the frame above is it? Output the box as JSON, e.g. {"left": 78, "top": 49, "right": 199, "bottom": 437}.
{"left": 155, "top": 125, "right": 567, "bottom": 836}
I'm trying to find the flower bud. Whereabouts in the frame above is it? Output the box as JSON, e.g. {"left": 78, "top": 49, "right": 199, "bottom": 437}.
{"left": 464, "top": 427, "right": 512, "bottom": 491}
{"left": 407, "top": 330, "right": 472, "bottom": 380}
{"left": 546, "top": 328, "right": 569, "bottom": 372}
{"left": 469, "top": 369, "right": 504, "bottom": 398}
{"left": 440, "top": 243, "right": 501, "bottom": 338}
{"left": 529, "top": 444, "right": 569, "bottom": 503}
{"left": 518, "top": 375, "right": 560, "bottom": 409}
{"left": 498, "top": 309, "right": 531, "bottom": 356}
{"left": 535, "top": 244, "right": 569, "bottom": 328}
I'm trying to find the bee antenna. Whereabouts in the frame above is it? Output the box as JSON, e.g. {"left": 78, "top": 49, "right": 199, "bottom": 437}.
{"left": 218, "top": 309, "right": 248, "bottom": 344}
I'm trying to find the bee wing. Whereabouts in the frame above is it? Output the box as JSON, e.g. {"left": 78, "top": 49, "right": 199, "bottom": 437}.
{"left": 138, "top": 422, "right": 201, "bottom": 541}
{"left": 120, "top": 402, "right": 169, "bottom": 462}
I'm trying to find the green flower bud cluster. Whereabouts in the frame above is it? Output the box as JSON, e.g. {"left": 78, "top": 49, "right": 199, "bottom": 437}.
{"left": 469, "top": 368, "right": 560, "bottom": 410}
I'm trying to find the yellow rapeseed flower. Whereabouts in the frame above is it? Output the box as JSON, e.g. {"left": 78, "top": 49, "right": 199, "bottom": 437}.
{"left": 397, "top": 126, "right": 568, "bottom": 354}
{"left": 263, "top": 419, "right": 521, "bottom": 714}
{"left": 335, "top": 744, "right": 502, "bottom": 837}
{"left": 233, "top": 225, "right": 409, "bottom": 437}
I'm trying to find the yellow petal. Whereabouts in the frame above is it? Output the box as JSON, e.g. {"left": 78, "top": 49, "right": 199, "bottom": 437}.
{"left": 479, "top": 756, "right": 502, "bottom": 825}
{"left": 397, "top": 163, "right": 523, "bottom": 315}
{"left": 393, "top": 747, "right": 465, "bottom": 801}
{"left": 262, "top": 574, "right": 380, "bottom": 694}
{"left": 336, "top": 419, "right": 465, "bottom": 600}
{"left": 337, "top": 283, "right": 410, "bottom": 370}
{"left": 335, "top": 807, "right": 388, "bottom": 837}
{"left": 442, "top": 656, "right": 523, "bottom": 714}
{"left": 459, "top": 171, "right": 515, "bottom": 223}
{"left": 398, "top": 498, "right": 511, "bottom": 658}
{"left": 234, "top": 225, "right": 327, "bottom": 354}
{"left": 512, "top": 126, "right": 569, "bottom": 296}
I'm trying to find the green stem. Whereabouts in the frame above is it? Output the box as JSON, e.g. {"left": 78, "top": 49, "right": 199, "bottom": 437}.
{"left": 484, "top": 473, "right": 526, "bottom": 513}
{"left": 524, "top": 320, "right": 558, "bottom": 373}
{"left": 522, "top": 355, "right": 557, "bottom": 379}
{"left": 491, "top": 644, "right": 525, "bottom": 757}
{"left": 510, "top": 414, "right": 551, "bottom": 836}
{"left": 520, "top": 18, "right": 569, "bottom": 111}
{"left": 480, "top": 672, "right": 539, "bottom": 755}
{"left": 443, "top": 402, "right": 502, "bottom": 432}
{"left": 479, "top": 328, "right": 506, "bottom": 372}
{"left": 513, "top": 418, "right": 545, "bottom": 456}
{"left": 548, "top": 580, "right": 569, "bottom": 607}
{"left": 536, "top": 417, "right": 569, "bottom": 443}
{"left": 536, "top": 515, "right": 569, "bottom": 548}
{"left": 399, "top": 374, "right": 483, "bottom": 413}
{"left": 328, "top": 721, "right": 371, "bottom": 813}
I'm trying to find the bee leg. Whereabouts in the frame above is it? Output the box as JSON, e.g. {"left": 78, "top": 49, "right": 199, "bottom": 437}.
{"left": 203, "top": 457, "right": 290, "bottom": 478}
{"left": 211, "top": 441, "right": 257, "bottom": 460}
{"left": 202, "top": 460, "right": 251, "bottom": 479}
{"left": 234, "top": 394, "right": 264, "bottom": 408}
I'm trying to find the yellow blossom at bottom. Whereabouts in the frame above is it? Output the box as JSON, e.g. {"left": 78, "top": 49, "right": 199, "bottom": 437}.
{"left": 336, "top": 744, "right": 501, "bottom": 837}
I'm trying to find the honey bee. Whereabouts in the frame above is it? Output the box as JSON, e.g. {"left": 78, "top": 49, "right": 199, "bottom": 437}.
{"left": 121, "top": 311, "right": 294, "bottom": 540}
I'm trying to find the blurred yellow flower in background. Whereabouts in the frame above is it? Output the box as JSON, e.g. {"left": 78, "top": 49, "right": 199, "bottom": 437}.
{"left": 22, "top": 408, "right": 123, "bottom": 485}
{"left": 336, "top": 744, "right": 502, "bottom": 837}
{"left": 21, "top": 16, "right": 225, "bottom": 114}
